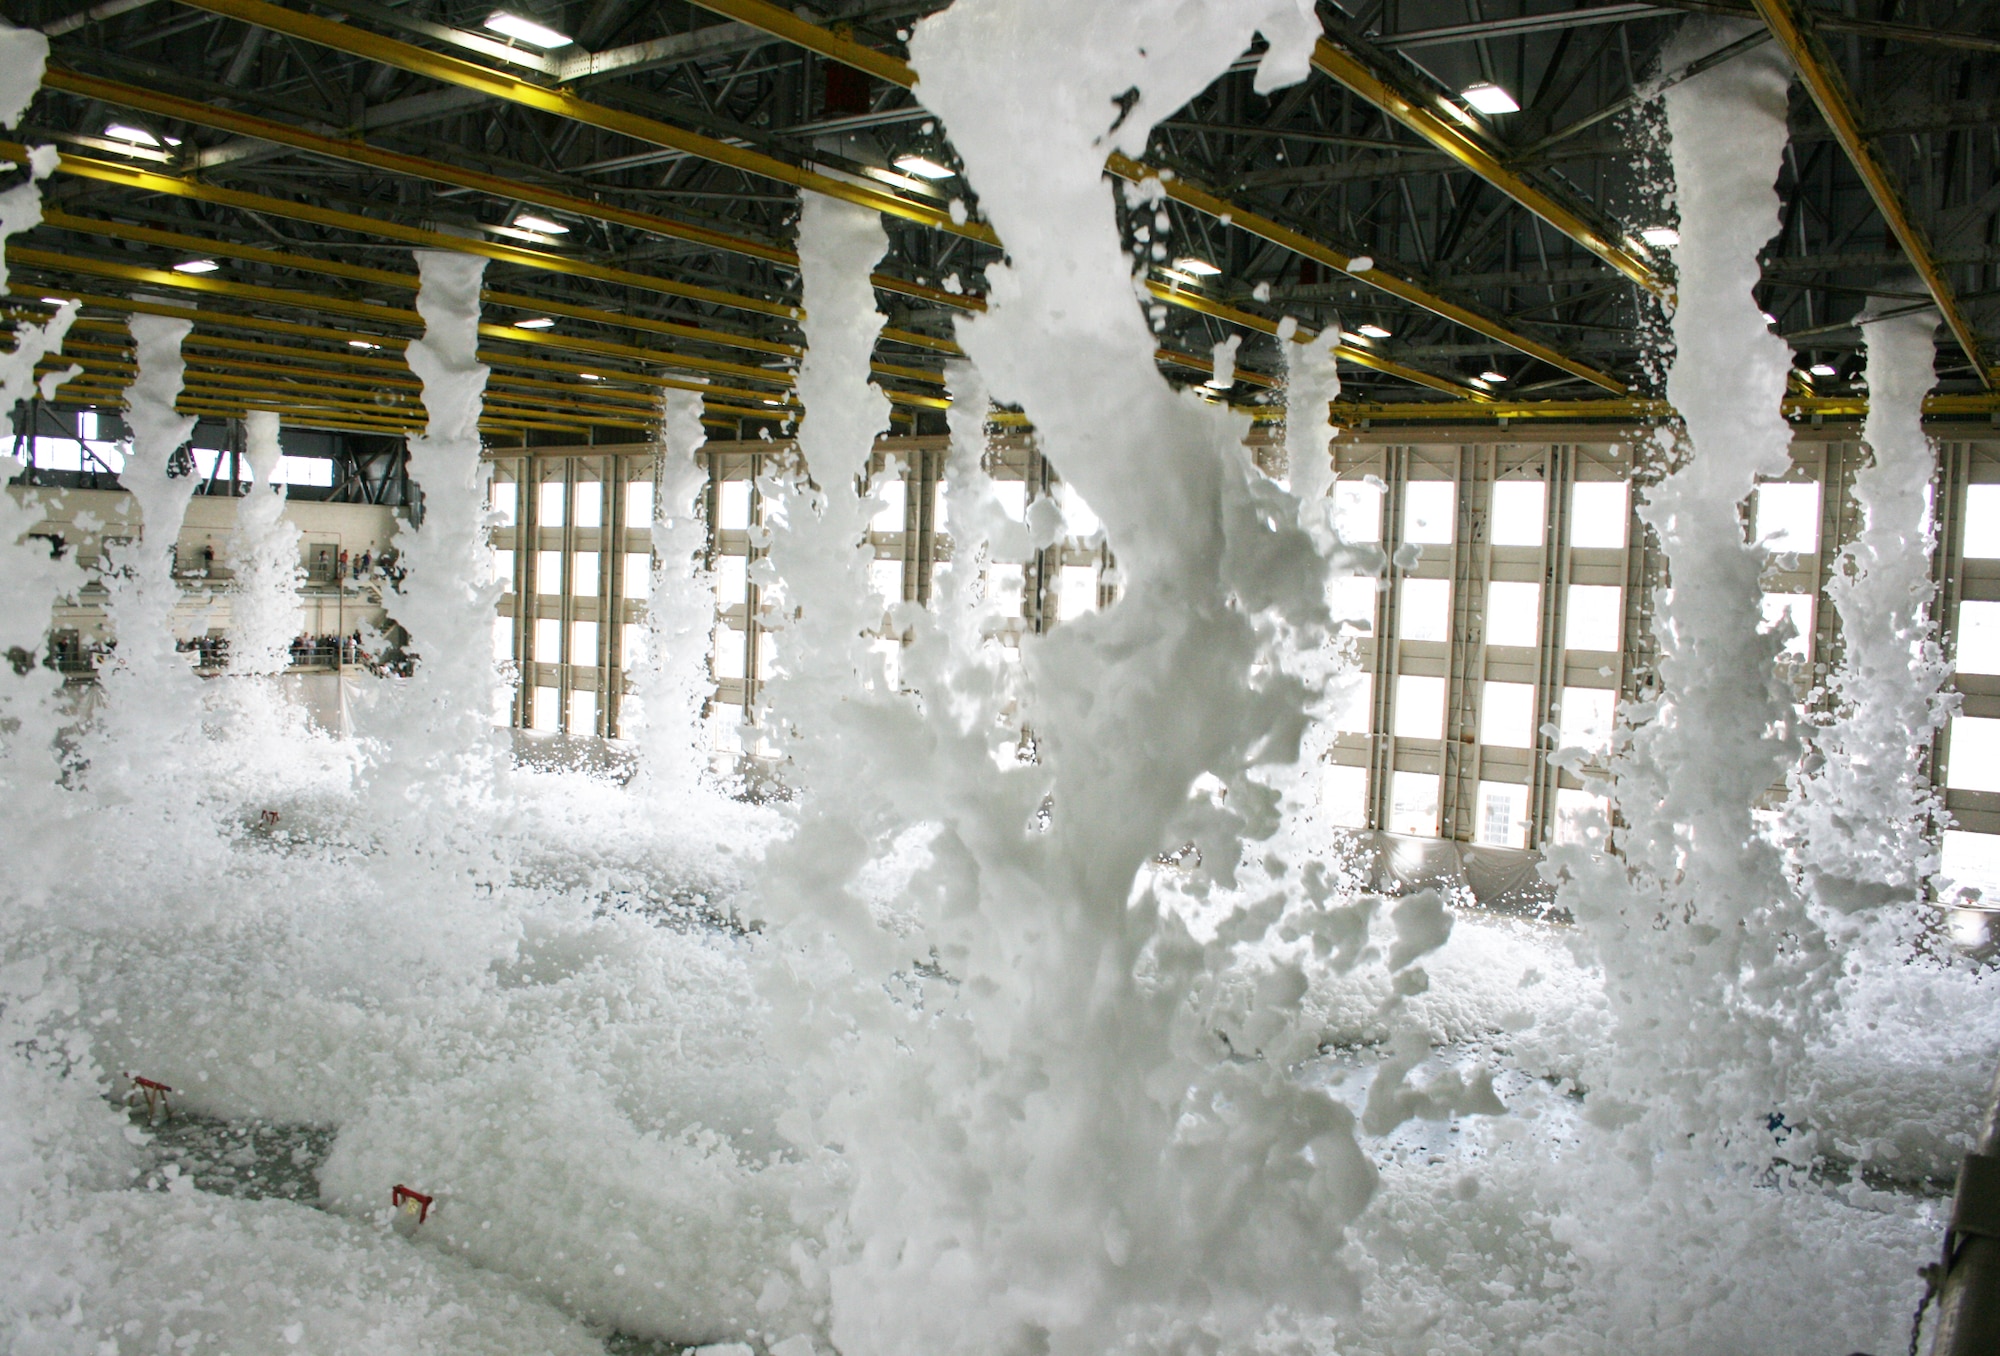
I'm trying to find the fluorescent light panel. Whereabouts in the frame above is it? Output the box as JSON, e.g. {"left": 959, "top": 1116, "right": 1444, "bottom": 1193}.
{"left": 172, "top": 258, "right": 220, "bottom": 274}
{"left": 891, "top": 153, "right": 954, "bottom": 180}
{"left": 1638, "top": 225, "right": 1680, "bottom": 248}
{"left": 1809, "top": 363, "right": 1838, "bottom": 377}
{"left": 1460, "top": 82, "right": 1520, "bottom": 115}
{"left": 1173, "top": 256, "right": 1222, "bottom": 277}
{"left": 512, "top": 213, "right": 569, "bottom": 234}
{"left": 104, "top": 123, "right": 159, "bottom": 145}
{"left": 1356, "top": 323, "right": 1393, "bottom": 340}
{"left": 483, "top": 10, "right": 572, "bottom": 48}
{"left": 515, "top": 317, "right": 556, "bottom": 330}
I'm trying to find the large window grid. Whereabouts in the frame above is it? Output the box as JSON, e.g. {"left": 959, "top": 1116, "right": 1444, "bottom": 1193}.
{"left": 486, "top": 432, "right": 1115, "bottom": 740}
{"left": 1320, "top": 426, "right": 2000, "bottom": 869}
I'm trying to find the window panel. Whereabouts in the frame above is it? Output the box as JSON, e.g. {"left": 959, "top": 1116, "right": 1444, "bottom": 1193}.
{"left": 1565, "top": 584, "right": 1623, "bottom": 652}
{"left": 1480, "top": 681, "right": 1536, "bottom": 748}
{"left": 754, "top": 630, "right": 777, "bottom": 680}
{"left": 571, "top": 621, "right": 598, "bottom": 666}
{"left": 716, "top": 480, "right": 752, "bottom": 529}
{"left": 1059, "top": 564, "right": 1098, "bottom": 618}
{"left": 1320, "top": 764, "right": 1369, "bottom": 828}
{"left": 1753, "top": 482, "right": 1820, "bottom": 554}
{"left": 1759, "top": 593, "right": 1813, "bottom": 661}
{"left": 488, "top": 479, "right": 517, "bottom": 525}
{"left": 1569, "top": 482, "right": 1628, "bottom": 549}
{"left": 1403, "top": 482, "right": 1455, "bottom": 544}
{"left": 1558, "top": 687, "right": 1616, "bottom": 755}
{"left": 1475, "top": 781, "right": 1528, "bottom": 848}
{"left": 1398, "top": 578, "right": 1451, "bottom": 643}
{"left": 536, "top": 551, "right": 562, "bottom": 595}
{"left": 1965, "top": 485, "right": 2000, "bottom": 560}
{"left": 1330, "top": 675, "right": 1372, "bottom": 735}
{"left": 571, "top": 551, "right": 599, "bottom": 597}
{"left": 530, "top": 685, "right": 559, "bottom": 731}
{"left": 1960, "top": 600, "right": 2000, "bottom": 673}
{"left": 492, "top": 617, "right": 513, "bottom": 663}
{"left": 714, "top": 559, "right": 749, "bottom": 608}
{"left": 1393, "top": 674, "right": 1446, "bottom": 740}
{"left": 986, "top": 563, "right": 1024, "bottom": 618}
{"left": 1948, "top": 717, "right": 2000, "bottom": 793}
{"left": 1330, "top": 575, "right": 1377, "bottom": 630}
{"left": 626, "top": 480, "right": 654, "bottom": 527}
{"left": 870, "top": 477, "right": 906, "bottom": 533}
{"left": 712, "top": 627, "right": 747, "bottom": 680}
{"left": 574, "top": 482, "right": 603, "bottom": 528}
{"left": 870, "top": 557, "right": 905, "bottom": 604}
{"left": 1388, "top": 770, "right": 1439, "bottom": 837}
{"left": 620, "top": 624, "right": 647, "bottom": 670}
{"left": 1942, "top": 830, "right": 2000, "bottom": 898}
{"left": 623, "top": 553, "right": 652, "bottom": 601}
{"left": 1333, "top": 480, "right": 1384, "bottom": 543}
{"left": 569, "top": 686, "right": 597, "bottom": 733}
{"left": 534, "top": 617, "right": 560, "bottom": 658}
{"left": 1489, "top": 481, "right": 1546, "bottom": 547}
{"left": 1554, "top": 788, "right": 1609, "bottom": 846}
{"left": 989, "top": 480, "right": 1027, "bottom": 522}
{"left": 492, "top": 548, "right": 515, "bottom": 590}
{"left": 538, "top": 480, "right": 566, "bottom": 527}
{"left": 1486, "top": 580, "right": 1540, "bottom": 647}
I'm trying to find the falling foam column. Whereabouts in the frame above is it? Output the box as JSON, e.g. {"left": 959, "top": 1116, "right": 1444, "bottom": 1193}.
{"left": 746, "top": 4, "right": 1399, "bottom": 1354}
{"left": 0, "top": 21, "right": 85, "bottom": 893}
{"left": 1787, "top": 306, "right": 1949, "bottom": 919}
{"left": 373, "top": 251, "right": 503, "bottom": 793}
{"left": 86, "top": 314, "right": 203, "bottom": 801}
{"left": 1559, "top": 25, "right": 1830, "bottom": 1134}
{"left": 227, "top": 411, "right": 304, "bottom": 678}
{"left": 630, "top": 387, "right": 717, "bottom": 792}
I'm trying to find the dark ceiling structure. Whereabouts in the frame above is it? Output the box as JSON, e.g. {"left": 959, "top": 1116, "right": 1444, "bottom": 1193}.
{"left": 3, "top": 0, "right": 1996, "bottom": 444}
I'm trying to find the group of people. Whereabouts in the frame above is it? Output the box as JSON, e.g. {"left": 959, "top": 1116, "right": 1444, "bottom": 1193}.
{"left": 311, "top": 546, "right": 400, "bottom": 585}
{"left": 287, "top": 631, "right": 369, "bottom": 669}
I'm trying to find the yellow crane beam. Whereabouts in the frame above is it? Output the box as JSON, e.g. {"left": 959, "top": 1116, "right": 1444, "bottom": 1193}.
{"left": 168, "top": 0, "right": 997, "bottom": 245}
{"left": 42, "top": 65, "right": 799, "bottom": 273}
{"left": 1307, "top": 38, "right": 1666, "bottom": 298}
{"left": 1749, "top": 0, "right": 1992, "bottom": 389}
{"left": 0, "top": 139, "right": 797, "bottom": 321}
{"left": 36, "top": 209, "right": 799, "bottom": 360}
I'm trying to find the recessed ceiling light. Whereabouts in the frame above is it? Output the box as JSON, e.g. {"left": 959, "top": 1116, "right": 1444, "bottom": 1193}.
{"left": 515, "top": 316, "right": 556, "bottom": 330}
{"left": 1356, "top": 323, "right": 1393, "bottom": 340}
{"left": 482, "top": 11, "right": 573, "bottom": 49}
{"left": 1173, "top": 257, "right": 1222, "bottom": 277}
{"left": 104, "top": 123, "right": 160, "bottom": 146}
{"left": 512, "top": 213, "right": 569, "bottom": 235}
{"left": 1809, "top": 363, "right": 1837, "bottom": 377}
{"left": 172, "top": 258, "right": 220, "bottom": 274}
{"left": 892, "top": 153, "right": 954, "bottom": 180}
{"left": 1639, "top": 225, "right": 1680, "bottom": 248}
{"left": 1480, "top": 370, "right": 1507, "bottom": 383}
{"left": 1460, "top": 82, "right": 1520, "bottom": 115}
{"left": 348, "top": 339, "right": 379, "bottom": 349}
{"left": 579, "top": 373, "right": 601, "bottom": 381}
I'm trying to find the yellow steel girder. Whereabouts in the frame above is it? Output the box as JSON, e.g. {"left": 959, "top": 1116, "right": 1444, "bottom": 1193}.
{"left": 1748, "top": 0, "right": 1992, "bottom": 389}
{"left": 168, "top": 0, "right": 998, "bottom": 244}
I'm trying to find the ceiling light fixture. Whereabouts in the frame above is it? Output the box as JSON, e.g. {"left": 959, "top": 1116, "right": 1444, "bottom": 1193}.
{"left": 104, "top": 123, "right": 160, "bottom": 146}
{"left": 892, "top": 153, "right": 954, "bottom": 180}
{"left": 579, "top": 373, "right": 602, "bottom": 381}
{"left": 515, "top": 317, "right": 556, "bottom": 330}
{"left": 1173, "top": 257, "right": 1222, "bottom": 277}
{"left": 1809, "top": 363, "right": 1838, "bottom": 377}
{"left": 1639, "top": 225, "right": 1680, "bottom": 248}
{"left": 1356, "top": 323, "right": 1393, "bottom": 340}
{"left": 1459, "top": 82, "right": 1520, "bottom": 115}
{"left": 41, "top": 296, "right": 67, "bottom": 305}
{"left": 348, "top": 339, "right": 379, "bottom": 350}
{"left": 172, "top": 258, "right": 220, "bottom": 274}
{"left": 1480, "top": 370, "right": 1507, "bottom": 384}
{"left": 482, "top": 10, "right": 573, "bottom": 49}
{"left": 512, "top": 213, "right": 569, "bottom": 235}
